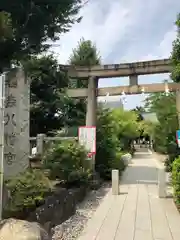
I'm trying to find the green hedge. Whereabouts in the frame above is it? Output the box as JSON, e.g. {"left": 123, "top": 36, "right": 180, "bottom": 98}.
{"left": 172, "top": 156, "right": 180, "bottom": 206}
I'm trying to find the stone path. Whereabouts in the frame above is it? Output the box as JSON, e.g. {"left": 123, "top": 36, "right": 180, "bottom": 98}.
{"left": 78, "top": 149, "right": 180, "bottom": 240}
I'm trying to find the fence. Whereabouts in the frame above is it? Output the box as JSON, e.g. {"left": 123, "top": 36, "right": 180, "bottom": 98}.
{"left": 29, "top": 134, "right": 78, "bottom": 155}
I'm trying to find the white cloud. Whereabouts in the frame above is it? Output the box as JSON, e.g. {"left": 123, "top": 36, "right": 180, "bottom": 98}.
{"left": 140, "top": 26, "right": 177, "bottom": 61}
{"left": 158, "top": 27, "right": 177, "bottom": 55}
{"left": 49, "top": 0, "right": 179, "bottom": 66}
{"left": 50, "top": 0, "right": 141, "bottom": 63}
{"left": 48, "top": 0, "right": 180, "bottom": 109}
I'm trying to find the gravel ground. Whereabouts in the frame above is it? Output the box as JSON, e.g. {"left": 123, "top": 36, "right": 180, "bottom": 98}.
{"left": 52, "top": 182, "right": 111, "bottom": 240}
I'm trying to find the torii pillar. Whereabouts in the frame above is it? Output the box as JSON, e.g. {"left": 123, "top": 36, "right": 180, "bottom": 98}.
{"left": 129, "top": 75, "right": 138, "bottom": 86}
{"left": 86, "top": 77, "right": 98, "bottom": 126}
{"left": 85, "top": 76, "right": 98, "bottom": 170}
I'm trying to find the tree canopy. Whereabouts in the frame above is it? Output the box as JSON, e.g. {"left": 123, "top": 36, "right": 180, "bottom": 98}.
{"left": 0, "top": 0, "right": 83, "bottom": 71}
{"left": 112, "top": 109, "right": 140, "bottom": 139}
{"left": 144, "top": 93, "right": 178, "bottom": 154}
{"left": 24, "top": 55, "right": 69, "bottom": 136}
{"left": 108, "top": 108, "right": 141, "bottom": 151}
{"left": 28, "top": 38, "right": 101, "bottom": 136}
{"left": 131, "top": 106, "right": 145, "bottom": 121}
{"left": 69, "top": 38, "right": 101, "bottom": 66}
{"left": 69, "top": 38, "right": 101, "bottom": 88}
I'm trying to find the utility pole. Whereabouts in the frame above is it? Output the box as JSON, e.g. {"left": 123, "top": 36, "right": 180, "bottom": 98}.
{"left": 0, "top": 74, "right": 5, "bottom": 220}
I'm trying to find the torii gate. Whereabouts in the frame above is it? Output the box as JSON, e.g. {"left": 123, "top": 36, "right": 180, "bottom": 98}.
{"left": 60, "top": 58, "right": 180, "bottom": 127}
{"left": 60, "top": 58, "right": 180, "bottom": 168}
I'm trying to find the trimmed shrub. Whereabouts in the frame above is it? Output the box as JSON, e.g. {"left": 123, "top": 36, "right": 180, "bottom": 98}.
{"left": 43, "top": 140, "right": 91, "bottom": 187}
{"left": 3, "top": 169, "right": 52, "bottom": 219}
{"left": 172, "top": 156, "right": 180, "bottom": 206}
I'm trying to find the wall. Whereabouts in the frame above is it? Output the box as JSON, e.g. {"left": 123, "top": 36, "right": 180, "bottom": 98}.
{"left": 27, "top": 187, "right": 87, "bottom": 230}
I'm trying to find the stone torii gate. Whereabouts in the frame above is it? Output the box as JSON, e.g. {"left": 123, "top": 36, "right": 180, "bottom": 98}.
{"left": 60, "top": 58, "right": 176, "bottom": 123}
{"left": 60, "top": 58, "right": 180, "bottom": 163}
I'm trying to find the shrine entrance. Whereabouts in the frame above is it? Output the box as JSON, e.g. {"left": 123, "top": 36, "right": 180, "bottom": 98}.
{"left": 60, "top": 58, "right": 180, "bottom": 167}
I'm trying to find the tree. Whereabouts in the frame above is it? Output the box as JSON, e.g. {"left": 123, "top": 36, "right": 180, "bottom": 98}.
{"left": 27, "top": 39, "right": 101, "bottom": 136}
{"left": 64, "top": 38, "right": 101, "bottom": 128}
{"left": 132, "top": 106, "right": 145, "bottom": 121}
{"left": 171, "top": 13, "right": 180, "bottom": 82}
{"left": 139, "top": 120, "right": 154, "bottom": 137}
{"left": 70, "top": 38, "right": 101, "bottom": 66}
{"left": 95, "top": 107, "right": 126, "bottom": 179}
{"left": 24, "top": 55, "right": 69, "bottom": 136}
{"left": 0, "top": 0, "right": 83, "bottom": 71}
{"left": 69, "top": 38, "right": 101, "bottom": 88}
{"left": 144, "top": 93, "right": 177, "bottom": 132}
{"left": 0, "top": 12, "right": 12, "bottom": 42}
{"left": 144, "top": 92, "right": 180, "bottom": 170}
{"left": 111, "top": 109, "right": 141, "bottom": 150}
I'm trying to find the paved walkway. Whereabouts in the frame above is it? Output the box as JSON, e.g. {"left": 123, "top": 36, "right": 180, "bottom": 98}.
{"left": 78, "top": 149, "right": 180, "bottom": 240}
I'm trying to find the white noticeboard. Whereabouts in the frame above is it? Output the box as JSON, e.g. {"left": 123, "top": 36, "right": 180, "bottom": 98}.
{"left": 78, "top": 126, "right": 96, "bottom": 154}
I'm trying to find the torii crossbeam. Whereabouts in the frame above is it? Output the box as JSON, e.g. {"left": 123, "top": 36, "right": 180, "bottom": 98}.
{"left": 60, "top": 58, "right": 178, "bottom": 126}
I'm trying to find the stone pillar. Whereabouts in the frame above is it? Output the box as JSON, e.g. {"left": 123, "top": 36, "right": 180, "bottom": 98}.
{"left": 112, "top": 170, "right": 119, "bottom": 195}
{"left": 129, "top": 75, "right": 138, "bottom": 86}
{"left": 4, "top": 68, "right": 30, "bottom": 178}
{"left": 85, "top": 77, "right": 98, "bottom": 170}
{"left": 176, "top": 90, "right": 180, "bottom": 128}
{"left": 36, "top": 134, "right": 46, "bottom": 155}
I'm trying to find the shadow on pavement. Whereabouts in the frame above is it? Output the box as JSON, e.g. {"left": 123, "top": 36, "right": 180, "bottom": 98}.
{"left": 121, "top": 164, "right": 158, "bottom": 185}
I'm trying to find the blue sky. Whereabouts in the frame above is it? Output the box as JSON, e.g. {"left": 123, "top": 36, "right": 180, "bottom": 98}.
{"left": 50, "top": 0, "right": 180, "bottom": 109}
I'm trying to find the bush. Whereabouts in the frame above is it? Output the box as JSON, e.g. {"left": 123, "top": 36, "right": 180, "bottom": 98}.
{"left": 95, "top": 152, "right": 126, "bottom": 180}
{"left": 164, "top": 138, "right": 180, "bottom": 172}
{"left": 3, "top": 169, "right": 52, "bottom": 219}
{"left": 113, "top": 152, "right": 126, "bottom": 171}
{"left": 67, "top": 168, "right": 92, "bottom": 187}
{"left": 43, "top": 140, "right": 91, "bottom": 187}
{"left": 152, "top": 125, "right": 180, "bottom": 172}
{"left": 95, "top": 108, "right": 125, "bottom": 180}
{"left": 165, "top": 153, "right": 180, "bottom": 172}
{"left": 172, "top": 156, "right": 180, "bottom": 206}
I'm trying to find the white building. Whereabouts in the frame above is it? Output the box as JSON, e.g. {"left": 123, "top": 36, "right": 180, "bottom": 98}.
{"left": 97, "top": 95, "right": 124, "bottom": 109}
